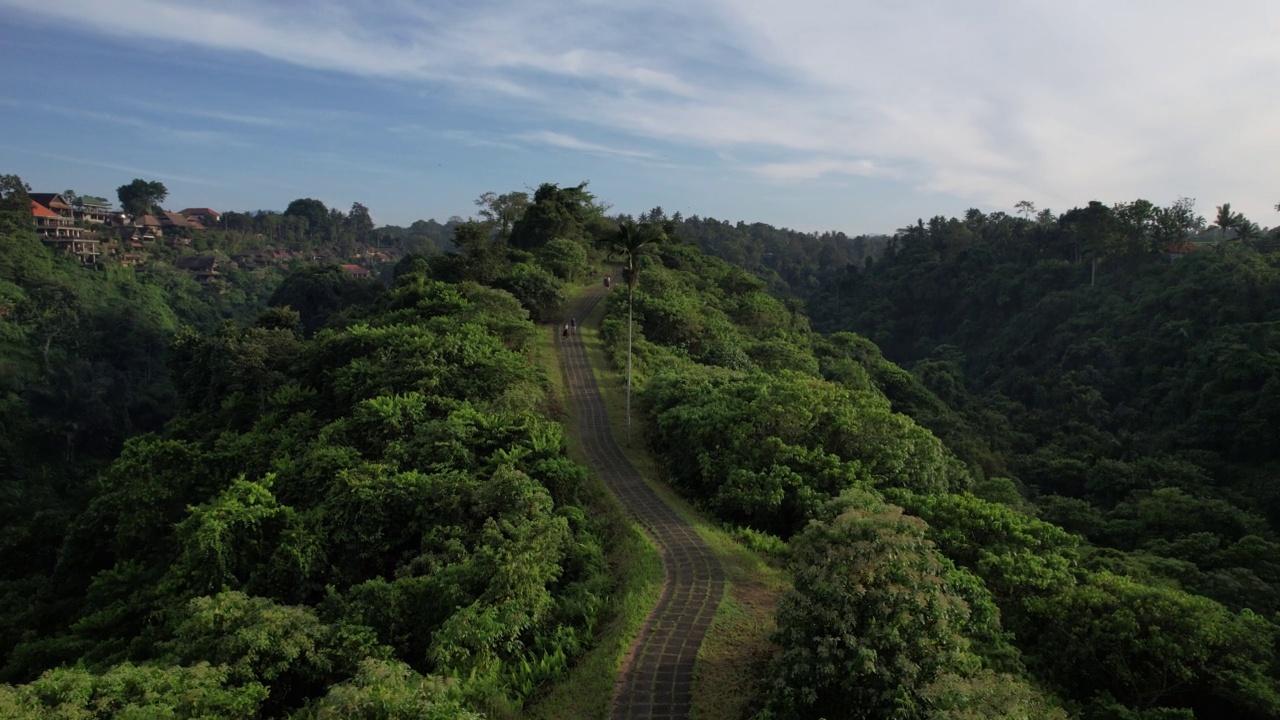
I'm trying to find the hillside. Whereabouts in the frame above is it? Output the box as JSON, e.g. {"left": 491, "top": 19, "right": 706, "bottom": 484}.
{"left": 4, "top": 180, "right": 1280, "bottom": 719}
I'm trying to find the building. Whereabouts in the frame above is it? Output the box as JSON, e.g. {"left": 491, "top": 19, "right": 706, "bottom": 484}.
{"left": 1164, "top": 240, "right": 1200, "bottom": 263}
{"left": 32, "top": 200, "right": 100, "bottom": 264}
{"left": 178, "top": 207, "right": 221, "bottom": 225}
{"left": 72, "top": 196, "right": 116, "bottom": 224}
{"left": 174, "top": 255, "right": 221, "bottom": 283}
{"left": 29, "top": 193, "right": 74, "bottom": 218}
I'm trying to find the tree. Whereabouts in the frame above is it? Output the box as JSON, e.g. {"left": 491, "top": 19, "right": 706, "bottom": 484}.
{"left": 495, "top": 262, "right": 566, "bottom": 322}
{"left": 301, "top": 659, "right": 482, "bottom": 720}
{"left": 0, "top": 174, "right": 32, "bottom": 230}
{"left": 268, "top": 265, "right": 383, "bottom": 335}
{"left": 1151, "top": 197, "right": 1199, "bottom": 253}
{"left": 116, "top": 178, "right": 168, "bottom": 216}
{"left": 763, "top": 490, "right": 975, "bottom": 719}
{"left": 1113, "top": 198, "right": 1156, "bottom": 255}
{"left": 599, "top": 219, "right": 668, "bottom": 445}
{"left": 1213, "top": 203, "right": 1240, "bottom": 251}
{"left": 1023, "top": 572, "right": 1280, "bottom": 716}
{"left": 1060, "top": 201, "right": 1117, "bottom": 282}
{"left": 283, "top": 198, "right": 331, "bottom": 238}
{"left": 345, "top": 202, "right": 374, "bottom": 242}
{"left": 474, "top": 190, "right": 530, "bottom": 239}
{"left": 1014, "top": 200, "right": 1036, "bottom": 219}
{"left": 0, "top": 662, "right": 267, "bottom": 719}
{"left": 1236, "top": 218, "right": 1262, "bottom": 248}
{"left": 508, "top": 182, "right": 602, "bottom": 250}
{"left": 536, "top": 237, "right": 591, "bottom": 282}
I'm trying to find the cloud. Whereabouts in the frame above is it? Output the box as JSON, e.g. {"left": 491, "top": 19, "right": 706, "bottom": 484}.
{"left": 517, "top": 131, "right": 655, "bottom": 160}
{"left": 4, "top": 0, "right": 1279, "bottom": 222}
{"left": 4, "top": 147, "right": 224, "bottom": 186}
{"left": 123, "top": 100, "right": 294, "bottom": 128}
{"left": 0, "top": 98, "right": 250, "bottom": 148}
{"left": 750, "top": 158, "right": 882, "bottom": 183}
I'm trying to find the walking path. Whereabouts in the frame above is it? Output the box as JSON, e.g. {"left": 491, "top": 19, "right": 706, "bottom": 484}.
{"left": 560, "top": 287, "right": 726, "bottom": 720}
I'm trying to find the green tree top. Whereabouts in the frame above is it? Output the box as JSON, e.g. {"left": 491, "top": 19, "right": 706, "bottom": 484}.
{"left": 116, "top": 178, "right": 168, "bottom": 216}
{"left": 284, "top": 198, "right": 332, "bottom": 236}
{"left": 508, "top": 182, "right": 602, "bottom": 250}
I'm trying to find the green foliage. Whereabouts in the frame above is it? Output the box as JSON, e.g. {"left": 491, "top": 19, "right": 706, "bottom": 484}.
{"left": 761, "top": 490, "right": 1054, "bottom": 719}
{"left": 508, "top": 182, "right": 604, "bottom": 250}
{"left": 0, "top": 661, "right": 267, "bottom": 719}
{"left": 889, "top": 490, "right": 1080, "bottom": 598}
{"left": 643, "top": 367, "right": 968, "bottom": 535}
{"left": 535, "top": 238, "right": 591, "bottom": 282}
{"left": 296, "top": 658, "right": 483, "bottom": 720}
{"left": 764, "top": 201, "right": 1280, "bottom": 717}
{"left": 164, "top": 592, "right": 382, "bottom": 715}
{"left": 268, "top": 265, "right": 384, "bottom": 335}
{"left": 1022, "top": 572, "right": 1280, "bottom": 717}
{"left": 0, "top": 174, "right": 32, "bottom": 218}
{"left": 283, "top": 198, "right": 332, "bottom": 238}
{"left": 495, "top": 262, "right": 566, "bottom": 322}
{"left": 0, "top": 254, "right": 606, "bottom": 716}
{"left": 116, "top": 178, "right": 168, "bottom": 216}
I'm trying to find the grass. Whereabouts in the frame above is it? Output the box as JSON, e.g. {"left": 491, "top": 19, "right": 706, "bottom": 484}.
{"left": 571, "top": 288, "right": 790, "bottom": 720}
{"left": 522, "top": 295, "right": 665, "bottom": 720}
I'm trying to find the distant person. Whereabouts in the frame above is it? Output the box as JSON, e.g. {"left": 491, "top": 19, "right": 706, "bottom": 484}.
{"left": 604, "top": 275, "right": 611, "bottom": 289}
{"left": 562, "top": 323, "right": 570, "bottom": 338}
{"left": 570, "top": 317, "right": 576, "bottom": 331}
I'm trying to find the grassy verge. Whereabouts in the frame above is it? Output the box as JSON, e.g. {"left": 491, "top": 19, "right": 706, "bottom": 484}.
{"left": 522, "top": 307, "right": 665, "bottom": 720}
{"left": 574, "top": 291, "right": 790, "bottom": 720}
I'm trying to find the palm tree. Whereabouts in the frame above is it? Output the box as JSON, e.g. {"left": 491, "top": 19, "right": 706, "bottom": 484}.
{"left": 1213, "top": 203, "right": 1239, "bottom": 252}
{"left": 599, "top": 219, "right": 668, "bottom": 446}
{"left": 1235, "top": 219, "right": 1262, "bottom": 248}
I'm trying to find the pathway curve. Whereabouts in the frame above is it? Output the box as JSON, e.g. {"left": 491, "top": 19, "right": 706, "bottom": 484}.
{"left": 560, "top": 287, "right": 726, "bottom": 720}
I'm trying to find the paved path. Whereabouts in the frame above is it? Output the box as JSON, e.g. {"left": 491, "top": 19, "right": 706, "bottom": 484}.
{"left": 560, "top": 287, "right": 725, "bottom": 720}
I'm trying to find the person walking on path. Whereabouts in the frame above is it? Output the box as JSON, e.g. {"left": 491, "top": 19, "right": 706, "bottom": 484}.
{"left": 570, "top": 317, "right": 576, "bottom": 331}
{"left": 562, "top": 323, "right": 570, "bottom": 338}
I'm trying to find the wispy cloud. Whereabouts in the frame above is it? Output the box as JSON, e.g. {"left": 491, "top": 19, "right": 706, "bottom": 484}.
{"left": 4, "top": 147, "right": 224, "bottom": 186}
{"left": 517, "top": 131, "right": 654, "bottom": 160}
{"left": 750, "top": 158, "right": 883, "bottom": 183}
{"left": 4, "top": 0, "right": 1279, "bottom": 223}
{"left": 123, "top": 100, "right": 293, "bottom": 128}
{"left": 1, "top": 98, "right": 250, "bottom": 148}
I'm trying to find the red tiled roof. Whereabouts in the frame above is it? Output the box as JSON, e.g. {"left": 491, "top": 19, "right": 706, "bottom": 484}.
{"left": 179, "top": 207, "right": 219, "bottom": 216}
{"left": 31, "top": 200, "right": 59, "bottom": 218}
{"left": 1164, "top": 241, "right": 1200, "bottom": 254}
{"left": 340, "top": 264, "right": 370, "bottom": 276}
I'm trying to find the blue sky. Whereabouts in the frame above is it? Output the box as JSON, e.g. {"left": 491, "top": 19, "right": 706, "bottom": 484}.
{"left": 2, "top": 0, "right": 1277, "bottom": 234}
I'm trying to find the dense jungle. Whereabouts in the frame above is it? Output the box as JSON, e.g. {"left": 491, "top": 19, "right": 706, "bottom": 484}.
{"left": 2, "top": 175, "right": 1279, "bottom": 719}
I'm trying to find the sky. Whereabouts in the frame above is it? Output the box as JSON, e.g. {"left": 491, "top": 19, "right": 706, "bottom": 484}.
{"left": 1, "top": 0, "right": 1277, "bottom": 235}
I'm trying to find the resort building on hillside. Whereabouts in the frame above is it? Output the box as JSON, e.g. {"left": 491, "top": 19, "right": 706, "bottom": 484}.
{"left": 28, "top": 193, "right": 75, "bottom": 218}
{"left": 174, "top": 255, "right": 221, "bottom": 283}
{"left": 32, "top": 200, "right": 100, "bottom": 264}
{"left": 179, "top": 207, "right": 221, "bottom": 225}
{"left": 1164, "top": 241, "right": 1201, "bottom": 263}
{"left": 72, "top": 196, "right": 117, "bottom": 224}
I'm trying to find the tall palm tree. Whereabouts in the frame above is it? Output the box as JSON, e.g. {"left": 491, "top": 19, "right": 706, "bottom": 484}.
{"left": 1213, "top": 203, "right": 1239, "bottom": 252}
{"left": 599, "top": 220, "right": 668, "bottom": 445}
